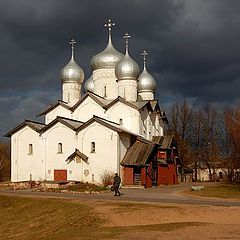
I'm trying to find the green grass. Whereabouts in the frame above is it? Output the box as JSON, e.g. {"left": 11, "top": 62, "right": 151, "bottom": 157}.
{"left": 188, "top": 184, "right": 240, "bottom": 199}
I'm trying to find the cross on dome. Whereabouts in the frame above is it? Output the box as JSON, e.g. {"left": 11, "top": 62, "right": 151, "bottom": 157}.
{"left": 104, "top": 19, "right": 115, "bottom": 34}
{"left": 69, "top": 39, "right": 77, "bottom": 59}
{"left": 141, "top": 50, "right": 148, "bottom": 70}
{"left": 123, "top": 32, "right": 131, "bottom": 54}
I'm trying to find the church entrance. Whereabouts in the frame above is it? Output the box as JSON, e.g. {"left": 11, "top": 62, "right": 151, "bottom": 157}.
{"left": 54, "top": 170, "right": 67, "bottom": 182}
{"left": 133, "top": 167, "right": 141, "bottom": 185}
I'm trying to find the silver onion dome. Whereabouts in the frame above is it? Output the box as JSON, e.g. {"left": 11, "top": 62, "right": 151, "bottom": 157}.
{"left": 138, "top": 50, "right": 156, "bottom": 92}
{"left": 90, "top": 20, "right": 123, "bottom": 71}
{"left": 60, "top": 39, "right": 84, "bottom": 83}
{"left": 115, "top": 33, "right": 140, "bottom": 80}
{"left": 138, "top": 70, "right": 156, "bottom": 92}
{"left": 83, "top": 75, "right": 94, "bottom": 92}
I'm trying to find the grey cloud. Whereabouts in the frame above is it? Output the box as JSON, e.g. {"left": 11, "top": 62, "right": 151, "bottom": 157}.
{"left": 1, "top": 0, "right": 240, "bottom": 138}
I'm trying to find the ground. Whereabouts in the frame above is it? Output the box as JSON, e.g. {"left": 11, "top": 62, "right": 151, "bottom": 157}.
{"left": 1, "top": 182, "right": 240, "bottom": 239}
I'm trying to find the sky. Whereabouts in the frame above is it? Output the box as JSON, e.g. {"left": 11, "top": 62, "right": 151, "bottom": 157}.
{"left": 1, "top": 0, "right": 240, "bottom": 139}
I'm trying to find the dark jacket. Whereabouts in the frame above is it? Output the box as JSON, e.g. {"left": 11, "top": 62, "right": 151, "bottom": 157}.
{"left": 113, "top": 175, "right": 121, "bottom": 187}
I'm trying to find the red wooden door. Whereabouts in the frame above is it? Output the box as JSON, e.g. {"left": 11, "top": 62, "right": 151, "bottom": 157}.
{"left": 54, "top": 170, "right": 67, "bottom": 182}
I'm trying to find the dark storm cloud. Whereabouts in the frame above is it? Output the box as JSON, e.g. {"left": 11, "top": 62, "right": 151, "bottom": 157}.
{"left": 1, "top": 0, "right": 240, "bottom": 137}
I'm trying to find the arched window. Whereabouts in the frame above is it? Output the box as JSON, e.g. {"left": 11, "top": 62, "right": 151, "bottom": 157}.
{"left": 91, "top": 142, "right": 95, "bottom": 153}
{"left": 119, "top": 118, "right": 123, "bottom": 125}
{"left": 28, "top": 144, "right": 33, "bottom": 155}
{"left": 58, "top": 143, "right": 63, "bottom": 153}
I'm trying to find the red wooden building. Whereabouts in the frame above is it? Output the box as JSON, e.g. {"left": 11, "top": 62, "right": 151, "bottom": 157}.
{"left": 121, "top": 135, "right": 179, "bottom": 187}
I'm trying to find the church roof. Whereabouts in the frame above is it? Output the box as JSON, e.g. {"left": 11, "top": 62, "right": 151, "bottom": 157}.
{"left": 121, "top": 138, "right": 157, "bottom": 166}
{"left": 37, "top": 100, "right": 71, "bottom": 117}
{"left": 4, "top": 120, "right": 46, "bottom": 137}
{"left": 36, "top": 91, "right": 164, "bottom": 119}
{"left": 39, "top": 116, "right": 84, "bottom": 134}
{"left": 152, "top": 135, "right": 175, "bottom": 149}
{"left": 104, "top": 96, "right": 140, "bottom": 110}
{"left": 37, "top": 114, "right": 141, "bottom": 137}
{"left": 71, "top": 92, "right": 111, "bottom": 111}
{"left": 66, "top": 148, "right": 88, "bottom": 163}
{"left": 76, "top": 115, "right": 142, "bottom": 137}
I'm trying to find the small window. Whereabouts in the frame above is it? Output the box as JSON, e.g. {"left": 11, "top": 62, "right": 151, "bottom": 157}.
{"left": 58, "top": 143, "right": 63, "bottom": 153}
{"left": 28, "top": 144, "right": 33, "bottom": 155}
{"left": 91, "top": 142, "right": 95, "bottom": 153}
{"left": 119, "top": 118, "right": 123, "bottom": 125}
{"left": 104, "top": 86, "right": 107, "bottom": 97}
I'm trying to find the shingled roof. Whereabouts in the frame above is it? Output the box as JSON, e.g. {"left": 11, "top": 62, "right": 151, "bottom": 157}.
{"left": 4, "top": 120, "right": 46, "bottom": 137}
{"left": 66, "top": 149, "right": 88, "bottom": 163}
{"left": 152, "top": 135, "right": 174, "bottom": 149}
{"left": 121, "top": 138, "right": 157, "bottom": 166}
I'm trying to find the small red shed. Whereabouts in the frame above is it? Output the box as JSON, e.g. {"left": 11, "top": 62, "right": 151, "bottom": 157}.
{"left": 121, "top": 135, "right": 179, "bottom": 187}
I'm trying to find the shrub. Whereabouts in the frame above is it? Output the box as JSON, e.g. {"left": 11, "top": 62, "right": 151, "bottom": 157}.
{"left": 99, "top": 170, "right": 115, "bottom": 187}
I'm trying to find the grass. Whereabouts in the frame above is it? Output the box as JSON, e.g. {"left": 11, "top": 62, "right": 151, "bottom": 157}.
{"left": 0, "top": 195, "right": 104, "bottom": 240}
{"left": 0, "top": 195, "right": 203, "bottom": 240}
{"left": 104, "top": 222, "right": 206, "bottom": 235}
{"left": 188, "top": 184, "right": 240, "bottom": 199}
{"left": 105, "top": 202, "right": 178, "bottom": 213}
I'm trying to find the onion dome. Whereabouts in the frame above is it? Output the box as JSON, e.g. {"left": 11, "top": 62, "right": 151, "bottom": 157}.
{"left": 90, "top": 20, "right": 123, "bottom": 71}
{"left": 138, "top": 50, "right": 156, "bottom": 92}
{"left": 60, "top": 39, "right": 84, "bottom": 83}
{"left": 115, "top": 33, "right": 140, "bottom": 80}
{"left": 83, "top": 75, "right": 94, "bottom": 92}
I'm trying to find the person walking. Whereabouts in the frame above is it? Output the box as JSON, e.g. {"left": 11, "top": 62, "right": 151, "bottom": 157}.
{"left": 113, "top": 173, "right": 121, "bottom": 196}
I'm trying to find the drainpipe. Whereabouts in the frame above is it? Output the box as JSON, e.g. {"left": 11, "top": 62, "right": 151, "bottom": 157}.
{"left": 44, "top": 137, "right": 47, "bottom": 180}
{"left": 117, "top": 133, "right": 120, "bottom": 175}
{"left": 16, "top": 138, "right": 18, "bottom": 182}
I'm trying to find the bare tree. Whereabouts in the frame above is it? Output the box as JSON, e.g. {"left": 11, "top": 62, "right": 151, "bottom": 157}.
{"left": 167, "top": 99, "right": 193, "bottom": 174}
{"left": 224, "top": 107, "right": 240, "bottom": 183}
{"left": 0, "top": 142, "right": 10, "bottom": 182}
{"left": 199, "top": 105, "right": 222, "bottom": 181}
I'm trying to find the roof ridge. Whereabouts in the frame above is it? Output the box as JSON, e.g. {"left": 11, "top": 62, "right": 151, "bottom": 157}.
{"left": 93, "top": 115, "right": 120, "bottom": 125}
{"left": 56, "top": 116, "right": 84, "bottom": 123}
{"left": 25, "top": 119, "right": 45, "bottom": 125}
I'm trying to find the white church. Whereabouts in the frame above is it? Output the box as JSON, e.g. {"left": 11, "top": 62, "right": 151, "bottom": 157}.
{"left": 5, "top": 20, "right": 177, "bottom": 186}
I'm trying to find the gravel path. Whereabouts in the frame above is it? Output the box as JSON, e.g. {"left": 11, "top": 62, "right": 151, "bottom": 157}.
{"left": 1, "top": 182, "right": 240, "bottom": 206}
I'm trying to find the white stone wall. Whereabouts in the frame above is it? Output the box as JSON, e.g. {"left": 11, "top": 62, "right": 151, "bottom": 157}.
{"left": 92, "top": 69, "right": 118, "bottom": 100}
{"left": 62, "top": 82, "right": 82, "bottom": 106}
{"left": 118, "top": 80, "right": 137, "bottom": 102}
{"left": 41, "top": 122, "right": 77, "bottom": 181}
{"left": 11, "top": 121, "right": 125, "bottom": 184}
{"left": 45, "top": 105, "right": 72, "bottom": 124}
{"left": 78, "top": 122, "right": 119, "bottom": 183}
{"left": 138, "top": 91, "right": 154, "bottom": 101}
{"left": 72, "top": 97, "right": 105, "bottom": 122}
{"left": 140, "top": 106, "right": 148, "bottom": 138}
{"left": 11, "top": 126, "right": 44, "bottom": 182}
{"left": 106, "top": 102, "right": 140, "bottom": 133}
{"left": 140, "top": 106, "right": 163, "bottom": 140}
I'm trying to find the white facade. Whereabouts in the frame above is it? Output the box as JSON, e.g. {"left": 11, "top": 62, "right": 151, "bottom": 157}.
{"left": 6, "top": 23, "right": 166, "bottom": 184}
{"left": 92, "top": 69, "right": 119, "bottom": 99}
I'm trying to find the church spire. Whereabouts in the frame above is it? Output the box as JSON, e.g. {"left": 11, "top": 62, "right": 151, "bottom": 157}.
{"left": 123, "top": 32, "right": 131, "bottom": 55}
{"left": 104, "top": 19, "right": 115, "bottom": 45}
{"left": 69, "top": 39, "right": 76, "bottom": 60}
{"left": 141, "top": 50, "right": 148, "bottom": 70}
